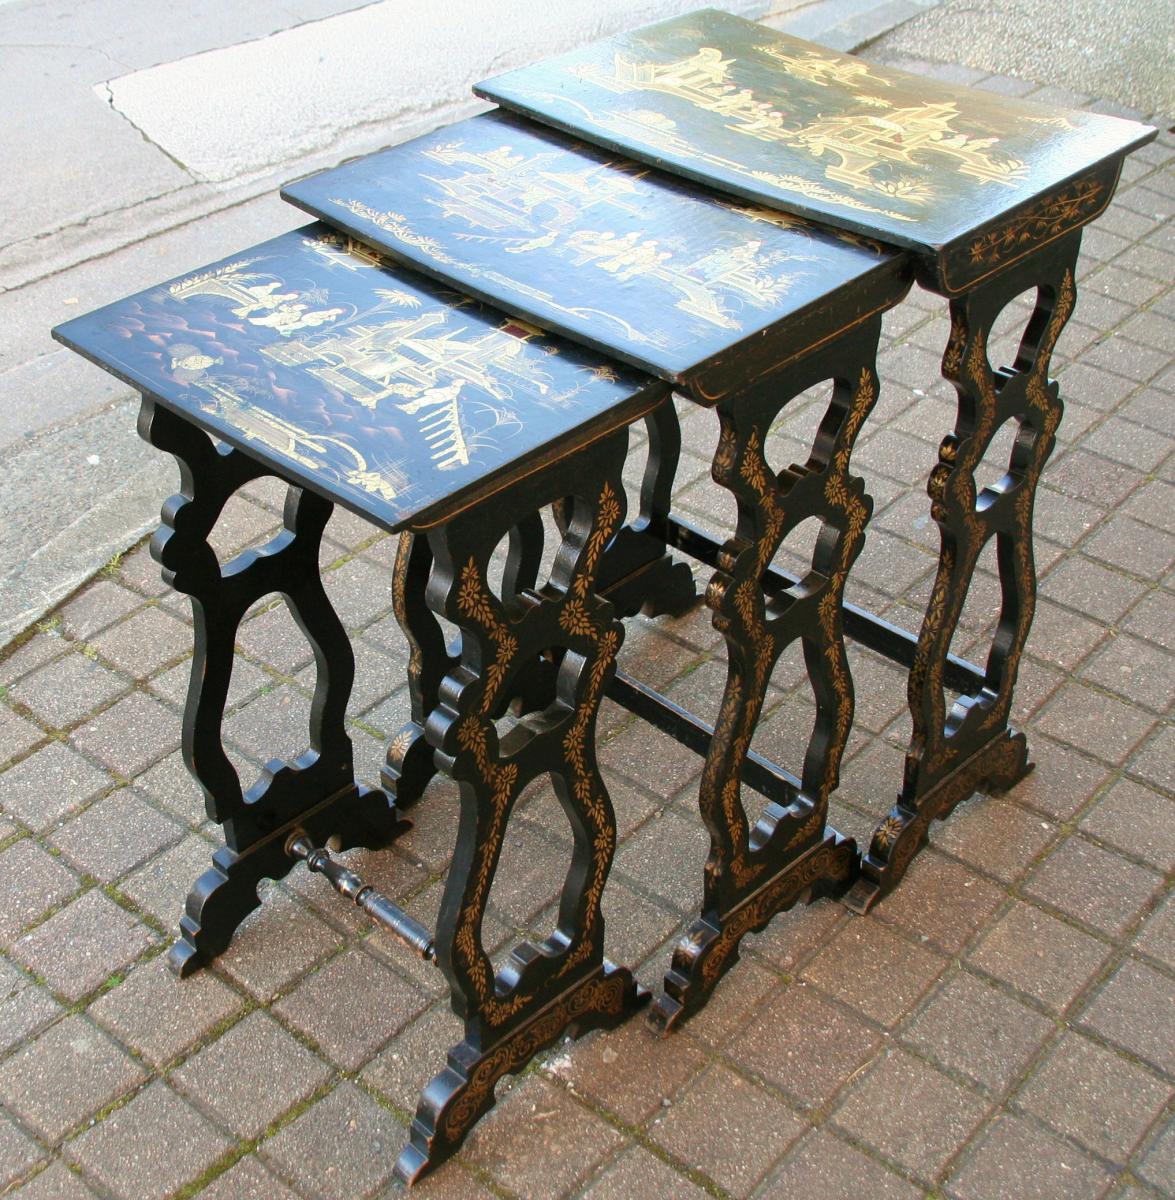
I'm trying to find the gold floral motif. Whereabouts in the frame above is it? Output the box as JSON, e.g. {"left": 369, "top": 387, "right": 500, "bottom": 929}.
{"left": 966, "top": 179, "right": 1106, "bottom": 267}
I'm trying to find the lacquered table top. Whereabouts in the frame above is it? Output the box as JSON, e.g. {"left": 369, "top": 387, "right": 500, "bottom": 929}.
{"left": 53, "top": 225, "right": 663, "bottom": 532}
{"left": 284, "top": 110, "right": 907, "bottom": 398}
{"left": 477, "top": 8, "right": 1155, "bottom": 289}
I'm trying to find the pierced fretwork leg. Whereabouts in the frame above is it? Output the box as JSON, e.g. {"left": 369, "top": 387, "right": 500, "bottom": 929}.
{"left": 597, "top": 403, "right": 697, "bottom": 618}
{"left": 138, "top": 397, "right": 403, "bottom": 975}
{"left": 652, "top": 323, "right": 884, "bottom": 1031}
{"left": 846, "top": 233, "right": 1081, "bottom": 913}
{"left": 395, "top": 427, "right": 646, "bottom": 1184}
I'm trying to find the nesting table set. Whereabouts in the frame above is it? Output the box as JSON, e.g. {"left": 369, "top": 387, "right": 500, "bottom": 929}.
{"left": 54, "top": 9, "right": 1155, "bottom": 1184}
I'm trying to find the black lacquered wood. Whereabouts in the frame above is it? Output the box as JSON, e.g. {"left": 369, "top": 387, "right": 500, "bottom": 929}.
{"left": 138, "top": 397, "right": 405, "bottom": 975}
{"left": 477, "top": 8, "right": 1155, "bottom": 292}
{"left": 283, "top": 111, "right": 908, "bottom": 401}
{"left": 846, "top": 232, "right": 1082, "bottom": 912}
{"left": 397, "top": 426, "right": 647, "bottom": 1183}
{"left": 52, "top": 224, "right": 665, "bottom": 531}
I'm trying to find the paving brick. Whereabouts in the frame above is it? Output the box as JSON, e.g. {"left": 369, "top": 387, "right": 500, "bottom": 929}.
{"left": 89, "top": 955, "right": 245, "bottom": 1068}
{"left": 832, "top": 1046, "right": 990, "bottom": 1183}
{"left": 222, "top": 685, "right": 313, "bottom": 764}
{"left": 130, "top": 750, "right": 207, "bottom": 828}
{"left": 89, "top": 607, "right": 192, "bottom": 680}
{"left": 1033, "top": 681, "right": 1155, "bottom": 766}
{"left": 1012, "top": 738, "right": 1111, "bottom": 823}
{"left": 580, "top": 1145, "right": 710, "bottom": 1200}
{"left": 1016, "top": 1032, "right": 1171, "bottom": 1163}
{"left": 149, "top": 652, "right": 268, "bottom": 713}
{"left": 49, "top": 789, "right": 183, "bottom": 883}
{"left": 70, "top": 691, "right": 180, "bottom": 777}
{"left": 0, "top": 1113, "right": 45, "bottom": 1191}
{"left": 0, "top": 741, "right": 112, "bottom": 830}
{"left": 9, "top": 652, "right": 130, "bottom": 730}
{"left": 0, "top": 839, "right": 80, "bottom": 942}
{"left": 461, "top": 1074, "right": 625, "bottom": 1200}
{"left": 650, "top": 1062, "right": 805, "bottom": 1197}
{"left": 728, "top": 981, "right": 886, "bottom": 1110}
{"left": 1122, "top": 588, "right": 1175, "bottom": 652}
{"left": 118, "top": 832, "right": 214, "bottom": 926}
{"left": 1023, "top": 835, "right": 1163, "bottom": 937}
{"left": 172, "top": 1010, "right": 332, "bottom": 1138}
{"left": 195, "top": 1155, "right": 303, "bottom": 1200}
{"left": 235, "top": 600, "right": 320, "bottom": 676}
{"left": 756, "top": 1129, "right": 922, "bottom": 1200}
{"left": 947, "top": 1113, "right": 1112, "bottom": 1200}
{"left": 1136, "top": 1116, "right": 1175, "bottom": 1195}
{"left": 274, "top": 948, "right": 427, "bottom": 1071}
{"left": 1135, "top": 892, "right": 1175, "bottom": 971}
{"left": 1022, "top": 597, "right": 1109, "bottom": 673}
{"left": 1084, "top": 515, "right": 1175, "bottom": 580}
{"left": 873, "top": 850, "right": 1006, "bottom": 955}
{"left": 65, "top": 1082, "right": 232, "bottom": 1200}
{"left": 1079, "top": 633, "right": 1175, "bottom": 714}
{"left": 261, "top": 1082, "right": 404, "bottom": 1200}
{"left": 57, "top": 580, "right": 143, "bottom": 643}
{"left": 612, "top": 807, "right": 708, "bottom": 914}
{"left": 801, "top": 918, "right": 947, "bottom": 1029}
{"left": 0, "top": 637, "right": 70, "bottom": 690}
{"left": 361, "top": 1004, "right": 463, "bottom": 1113}
{"left": 9, "top": 1162, "right": 99, "bottom": 1199}
{"left": 213, "top": 888, "right": 346, "bottom": 1001}
{"left": 0, "top": 705, "right": 45, "bottom": 764}
{"left": 966, "top": 901, "right": 1111, "bottom": 1013}
{"left": 11, "top": 889, "right": 156, "bottom": 1002}
{"left": 0, "top": 959, "right": 61, "bottom": 1055}
{"left": 1079, "top": 959, "right": 1175, "bottom": 1075}
{"left": 902, "top": 969, "right": 1055, "bottom": 1093}
{"left": 1041, "top": 556, "right": 1149, "bottom": 625}
{"left": 1128, "top": 723, "right": 1174, "bottom": 791}
{"left": 0, "top": 1015, "right": 146, "bottom": 1141}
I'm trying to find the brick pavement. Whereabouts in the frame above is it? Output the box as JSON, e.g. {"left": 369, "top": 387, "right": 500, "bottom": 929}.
{"left": 0, "top": 63, "right": 1171, "bottom": 1199}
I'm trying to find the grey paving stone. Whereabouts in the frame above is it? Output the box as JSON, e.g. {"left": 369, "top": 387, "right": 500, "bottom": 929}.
{"left": 172, "top": 1009, "right": 332, "bottom": 1138}
{"left": 8, "top": 1162, "right": 99, "bottom": 1199}
{"left": 461, "top": 1074, "right": 625, "bottom": 1200}
{"left": 756, "top": 1129, "right": 922, "bottom": 1200}
{"left": 10, "top": 888, "right": 157, "bottom": 1002}
{"left": 832, "top": 1046, "right": 990, "bottom": 1184}
{"left": 580, "top": 1146, "right": 710, "bottom": 1200}
{"left": 56, "top": 580, "right": 144, "bottom": 643}
{"left": 118, "top": 832, "right": 215, "bottom": 926}
{"left": 89, "top": 607, "right": 192, "bottom": 679}
{"left": 0, "top": 1015, "right": 146, "bottom": 1141}
{"left": 64, "top": 1083, "right": 232, "bottom": 1200}
{"left": 50, "top": 789, "right": 183, "bottom": 883}
{"left": 1135, "top": 892, "right": 1175, "bottom": 971}
{"left": 194, "top": 1155, "right": 303, "bottom": 1200}
{"left": 1079, "top": 959, "right": 1175, "bottom": 1075}
{"left": 1136, "top": 1116, "right": 1175, "bottom": 1195}
{"left": 0, "top": 705, "right": 45, "bottom": 765}
{"left": 0, "top": 741, "right": 112, "bottom": 830}
{"left": 967, "top": 900, "right": 1111, "bottom": 1014}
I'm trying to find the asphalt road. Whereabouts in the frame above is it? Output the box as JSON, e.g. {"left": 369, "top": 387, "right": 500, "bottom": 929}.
{"left": 870, "top": 0, "right": 1175, "bottom": 118}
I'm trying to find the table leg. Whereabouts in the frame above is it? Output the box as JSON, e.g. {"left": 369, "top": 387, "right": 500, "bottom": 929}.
{"left": 652, "top": 319, "right": 884, "bottom": 1031}
{"left": 396, "top": 426, "right": 646, "bottom": 1183}
{"left": 139, "top": 398, "right": 403, "bottom": 975}
{"left": 846, "top": 231, "right": 1081, "bottom": 913}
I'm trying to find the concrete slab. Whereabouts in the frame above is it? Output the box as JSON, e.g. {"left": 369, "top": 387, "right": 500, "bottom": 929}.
{"left": 870, "top": 0, "right": 1175, "bottom": 118}
{"left": 101, "top": 0, "right": 766, "bottom": 185}
{"left": 0, "top": 44, "right": 193, "bottom": 253}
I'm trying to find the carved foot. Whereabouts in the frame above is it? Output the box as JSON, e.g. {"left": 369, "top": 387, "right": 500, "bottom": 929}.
{"left": 844, "top": 731, "right": 1031, "bottom": 915}
{"left": 383, "top": 722, "right": 438, "bottom": 810}
{"left": 651, "top": 833, "right": 857, "bottom": 1033}
{"left": 395, "top": 963, "right": 648, "bottom": 1184}
{"left": 168, "top": 784, "right": 405, "bottom": 975}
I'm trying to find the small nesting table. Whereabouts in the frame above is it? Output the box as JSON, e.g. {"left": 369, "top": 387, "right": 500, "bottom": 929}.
{"left": 54, "top": 226, "right": 674, "bottom": 1179}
